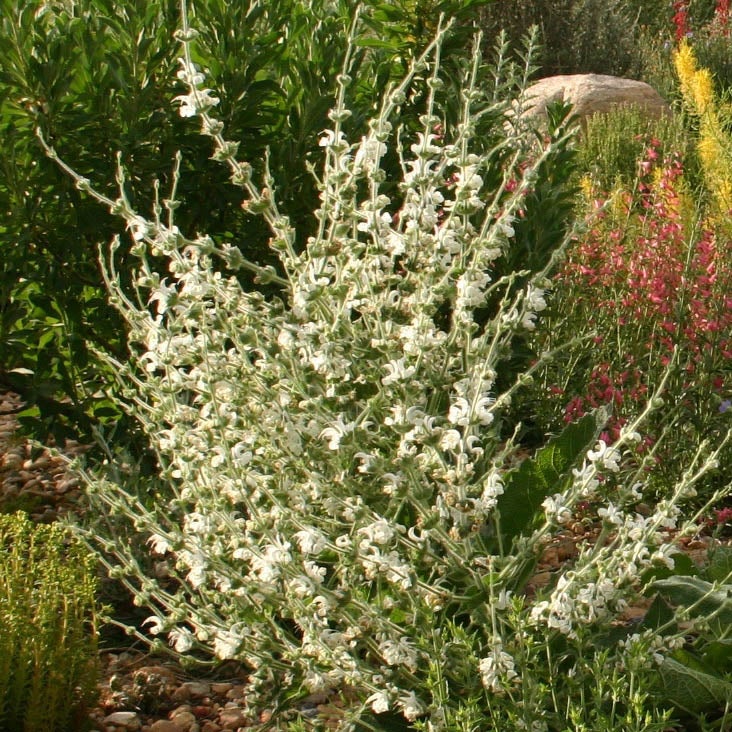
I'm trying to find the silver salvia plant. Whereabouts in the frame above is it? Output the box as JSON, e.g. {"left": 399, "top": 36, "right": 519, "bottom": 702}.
{"left": 40, "top": 2, "right": 731, "bottom": 729}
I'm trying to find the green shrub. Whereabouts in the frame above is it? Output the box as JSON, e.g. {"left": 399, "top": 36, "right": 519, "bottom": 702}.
{"left": 692, "top": 24, "right": 732, "bottom": 97}
{"left": 0, "top": 512, "right": 100, "bottom": 732}
{"left": 576, "top": 106, "right": 690, "bottom": 191}
{"left": 0, "top": 0, "right": 488, "bottom": 446}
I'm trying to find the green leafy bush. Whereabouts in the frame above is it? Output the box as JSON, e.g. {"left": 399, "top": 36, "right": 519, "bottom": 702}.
{"left": 692, "top": 22, "right": 732, "bottom": 96}
{"left": 640, "top": 545, "right": 732, "bottom": 727}
{"left": 0, "top": 512, "right": 100, "bottom": 732}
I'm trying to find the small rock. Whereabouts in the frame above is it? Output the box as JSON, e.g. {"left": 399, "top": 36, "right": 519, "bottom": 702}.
{"left": 171, "top": 686, "right": 191, "bottom": 703}
{"left": 103, "top": 712, "right": 142, "bottom": 731}
{"left": 210, "top": 683, "right": 233, "bottom": 696}
{"left": 182, "top": 681, "right": 211, "bottom": 699}
{"left": 218, "top": 708, "right": 249, "bottom": 730}
{"left": 225, "top": 685, "right": 247, "bottom": 701}
{"left": 148, "top": 722, "right": 186, "bottom": 732}
{"left": 2, "top": 453, "right": 22, "bottom": 470}
{"left": 169, "top": 709, "right": 197, "bottom": 730}
{"left": 201, "top": 723, "right": 222, "bottom": 732}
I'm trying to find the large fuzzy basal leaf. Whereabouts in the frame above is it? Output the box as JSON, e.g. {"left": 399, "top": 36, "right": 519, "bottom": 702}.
{"left": 495, "top": 406, "right": 608, "bottom": 550}
{"left": 651, "top": 575, "right": 732, "bottom": 637}
{"left": 656, "top": 650, "right": 732, "bottom": 716}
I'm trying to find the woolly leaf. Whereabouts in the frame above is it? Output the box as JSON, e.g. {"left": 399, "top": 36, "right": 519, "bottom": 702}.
{"left": 655, "top": 650, "right": 732, "bottom": 715}
{"left": 651, "top": 576, "right": 732, "bottom": 636}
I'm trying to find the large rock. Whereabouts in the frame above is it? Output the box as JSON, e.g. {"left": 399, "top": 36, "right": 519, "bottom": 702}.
{"left": 519, "top": 74, "right": 670, "bottom": 126}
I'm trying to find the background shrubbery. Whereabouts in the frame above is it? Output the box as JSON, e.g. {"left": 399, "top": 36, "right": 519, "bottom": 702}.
{"left": 0, "top": 0, "right": 488, "bottom": 444}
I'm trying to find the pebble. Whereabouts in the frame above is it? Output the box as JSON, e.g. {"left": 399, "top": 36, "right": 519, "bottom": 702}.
{"left": 2, "top": 452, "right": 22, "bottom": 469}
{"left": 169, "top": 709, "right": 197, "bottom": 730}
{"left": 201, "top": 723, "right": 222, "bottom": 732}
{"left": 103, "top": 711, "right": 142, "bottom": 730}
{"left": 147, "top": 722, "right": 185, "bottom": 732}
{"left": 210, "top": 683, "right": 233, "bottom": 696}
{"left": 218, "top": 708, "right": 249, "bottom": 730}
{"left": 182, "top": 682, "right": 212, "bottom": 699}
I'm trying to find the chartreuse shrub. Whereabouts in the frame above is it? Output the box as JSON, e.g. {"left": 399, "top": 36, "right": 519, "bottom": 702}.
{"left": 0, "top": 512, "right": 100, "bottom": 732}
{"left": 43, "top": 3, "right": 732, "bottom": 729}
{"left": 576, "top": 106, "right": 689, "bottom": 192}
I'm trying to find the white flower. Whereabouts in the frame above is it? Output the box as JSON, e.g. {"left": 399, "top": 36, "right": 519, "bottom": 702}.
{"left": 475, "top": 395, "right": 495, "bottom": 426}
{"left": 213, "top": 627, "right": 243, "bottom": 660}
{"left": 587, "top": 439, "right": 621, "bottom": 472}
{"left": 128, "top": 216, "right": 152, "bottom": 242}
{"left": 572, "top": 461, "right": 600, "bottom": 496}
{"left": 439, "top": 429, "right": 462, "bottom": 451}
{"left": 651, "top": 544, "right": 677, "bottom": 570}
{"left": 320, "top": 414, "right": 357, "bottom": 450}
{"left": 144, "top": 615, "right": 165, "bottom": 635}
{"left": 354, "top": 136, "right": 387, "bottom": 169}
{"left": 174, "top": 88, "right": 220, "bottom": 118}
{"left": 318, "top": 129, "right": 348, "bottom": 149}
{"left": 381, "top": 358, "right": 416, "bottom": 386}
{"left": 294, "top": 528, "right": 326, "bottom": 555}
{"left": 479, "top": 646, "right": 518, "bottom": 692}
{"left": 456, "top": 271, "right": 490, "bottom": 309}
{"left": 304, "top": 561, "right": 326, "bottom": 583}
{"left": 521, "top": 311, "right": 538, "bottom": 330}
{"left": 410, "top": 131, "right": 441, "bottom": 157}
{"left": 479, "top": 470, "right": 504, "bottom": 511}
{"left": 176, "top": 57, "right": 205, "bottom": 86}
{"left": 526, "top": 284, "right": 547, "bottom": 312}
{"left": 148, "top": 533, "right": 172, "bottom": 555}
{"left": 597, "top": 502, "right": 624, "bottom": 526}
{"left": 542, "top": 493, "right": 572, "bottom": 524}
{"left": 184, "top": 512, "right": 211, "bottom": 535}
{"left": 397, "top": 690, "right": 424, "bottom": 721}
{"left": 379, "top": 636, "right": 418, "bottom": 669}
{"left": 448, "top": 397, "right": 471, "bottom": 426}
{"left": 358, "top": 519, "right": 396, "bottom": 546}
{"left": 187, "top": 564, "right": 207, "bottom": 588}
{"left": 168, "top": 626, "right": 194, "bottom": 653}
{"left": 231, "top": 442, "right": 253, "bottom": 466}
{"left": 366, "top": 690, "right": 390, "bottom": 714}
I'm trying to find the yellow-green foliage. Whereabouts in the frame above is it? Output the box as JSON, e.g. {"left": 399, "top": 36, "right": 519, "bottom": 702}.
{"left": 674, "top": 40, "right": 732, "bottom": 220}
{"left": 577, "top": 106, "right": 687, "bottom": 191}
{"left": 0, "top": 513, "right": 100, "bottom": 732}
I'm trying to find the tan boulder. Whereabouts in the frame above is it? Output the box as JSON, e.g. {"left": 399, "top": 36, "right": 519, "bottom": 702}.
{"left": 518, "top": 74, "right": 670, "bottom": 127}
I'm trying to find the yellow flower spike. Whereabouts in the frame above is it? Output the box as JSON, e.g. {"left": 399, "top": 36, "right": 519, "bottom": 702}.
{"left": 578, "top": 174, "right": 595, "bottom": 203}
{"left": 674, "top": 38, "right": 732, "bottom": 220}
{"left": 673, "top": 40, "right": 698, "bottom": 104}
{"left": 692, "top": 69, "right": 714, "bottom": 115}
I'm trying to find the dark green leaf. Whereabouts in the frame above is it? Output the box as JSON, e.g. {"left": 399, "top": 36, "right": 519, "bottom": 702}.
{"left": 495, "top": 407, "right": 608, "bottom": 550}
